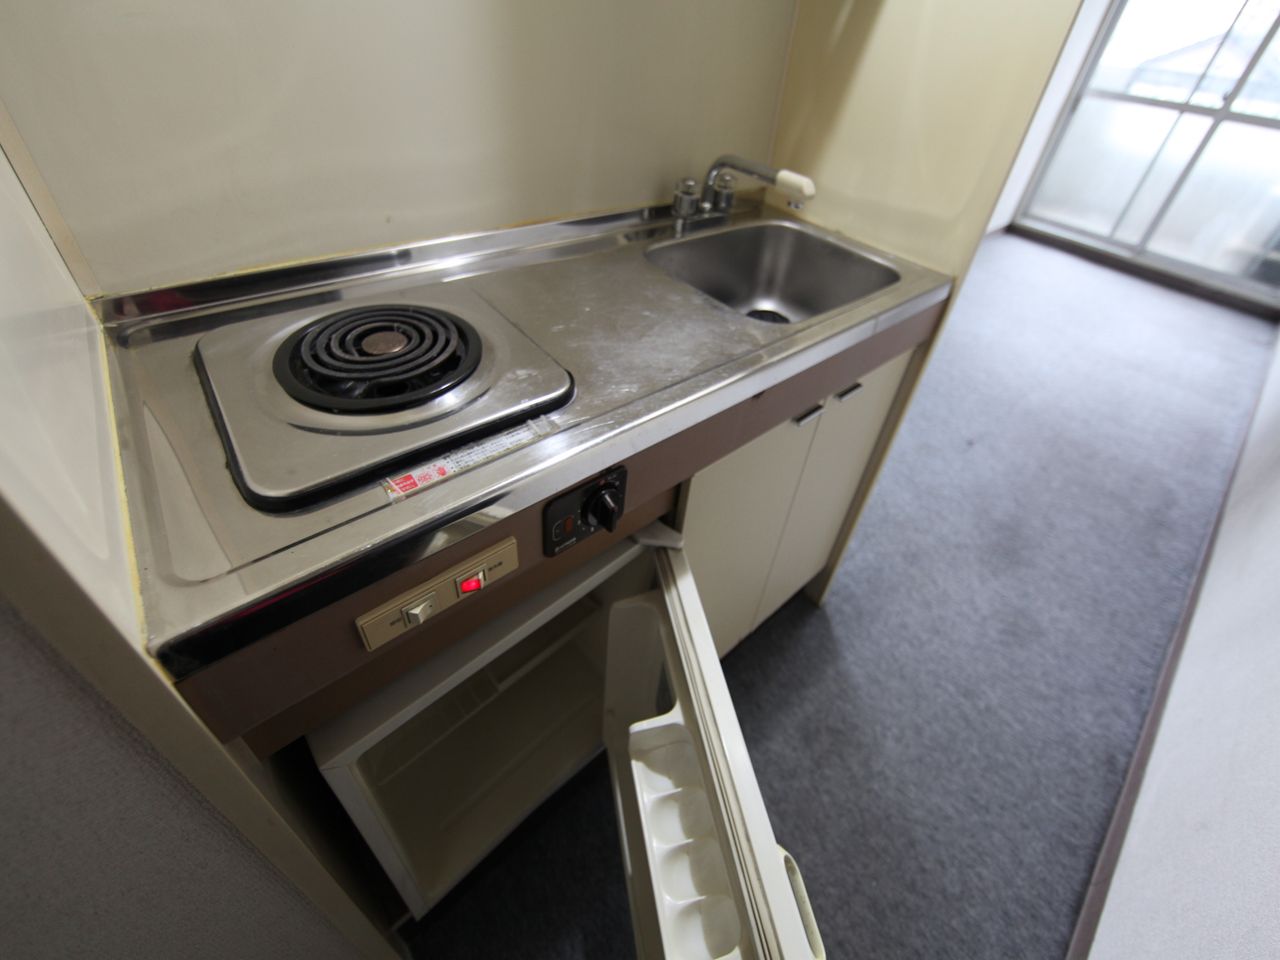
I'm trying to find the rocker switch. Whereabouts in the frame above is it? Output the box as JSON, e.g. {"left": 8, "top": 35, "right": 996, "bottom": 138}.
{"left": 456, "top": 571, "right": 486, "bottom": 596}
{"left": 403, "top": 594, "right": 436, "bottom": 625}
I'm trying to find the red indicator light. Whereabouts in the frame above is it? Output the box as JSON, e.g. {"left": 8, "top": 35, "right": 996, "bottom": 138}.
{"left": 459, "top": 576, "right": 484, "bottom": 594}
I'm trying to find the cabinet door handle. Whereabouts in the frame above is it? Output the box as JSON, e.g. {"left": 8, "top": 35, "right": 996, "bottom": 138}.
{"left": 835, "top": 382, "right": 863, "bottom": 402}
{"left": 793, "top": 404, "right": 824, "bottom": 427}
{"left": 781, "top": 846, "right": 826, "bottom": 959}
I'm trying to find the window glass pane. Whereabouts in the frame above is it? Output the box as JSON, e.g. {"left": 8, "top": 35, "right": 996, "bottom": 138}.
{"left": 1189, "top": 0, "right": 1280, "bottom": 107}
{"left": 1234, "top": 25, "right": 1280, "bottom": 117}
{"left": 1113, "top": 114, "right": 1212, "bottom": 244}
{"left": 1147, "top": 122, "right": 1280, "bottom": 283}
{"left": 1020, "top": 0, "right": 1280, "bottom": 303}
{"left": 1091, "top": 0, "right": 1247, "bottom": 103}
{"left": 1027, "top": 98, "right": 1178, "bottom": 236}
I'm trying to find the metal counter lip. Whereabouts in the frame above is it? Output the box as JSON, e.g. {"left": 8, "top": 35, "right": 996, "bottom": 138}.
{"left": 95, "top": 205, "right": 678, "bottom": 329}
{"left": 109, "top": 206, "right": 951, "bottom": 662}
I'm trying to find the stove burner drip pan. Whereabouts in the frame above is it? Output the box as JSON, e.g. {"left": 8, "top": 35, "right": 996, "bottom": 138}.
{"left": 274, "top": 305, "right": 482, "bottom": 413}
{"left": 194, "top": 283, "right": 575, "bottom": 510}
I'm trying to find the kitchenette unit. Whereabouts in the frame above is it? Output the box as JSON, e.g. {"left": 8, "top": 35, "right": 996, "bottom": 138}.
{"left": 105, "top": 196, "right": 949, "bottom": 956}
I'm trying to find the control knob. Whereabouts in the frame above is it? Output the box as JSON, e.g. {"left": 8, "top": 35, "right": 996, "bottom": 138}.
{"left": 583, "top": 485, "right": 622, "bottom": 533}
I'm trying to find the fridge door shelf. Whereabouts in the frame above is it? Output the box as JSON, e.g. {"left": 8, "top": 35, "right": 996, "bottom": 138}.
{"left": 606, "top": 542, "right": 825, "bottom": 959}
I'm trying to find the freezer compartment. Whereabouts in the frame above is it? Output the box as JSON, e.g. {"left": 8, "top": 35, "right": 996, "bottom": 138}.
{"left": 309, "top": 539, "right": 650, "bottom": 918}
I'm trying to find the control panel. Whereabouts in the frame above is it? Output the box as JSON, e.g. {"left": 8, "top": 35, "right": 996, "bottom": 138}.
{"left": 355, "top": 537, "right": 519, "bottom": 651}
{"left": 542, "top": 465, "right": 627, "bottom": 557}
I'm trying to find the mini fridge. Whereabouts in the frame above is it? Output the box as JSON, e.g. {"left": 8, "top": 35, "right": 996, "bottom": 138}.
{"left": 309, "top": 525, "right": 825, "bottom": 959}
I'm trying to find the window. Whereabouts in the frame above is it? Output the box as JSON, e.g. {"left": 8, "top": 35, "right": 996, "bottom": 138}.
{"left": 1018, "top": 0, "right": 1280, "bottom": 306}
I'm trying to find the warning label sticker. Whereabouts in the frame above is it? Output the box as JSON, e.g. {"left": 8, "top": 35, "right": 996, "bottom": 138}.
{"left": 381, "top": 422, "right": 544, "bottom": 503}
{"left": 383, "top": 463, "right": 450, "bottom": 498}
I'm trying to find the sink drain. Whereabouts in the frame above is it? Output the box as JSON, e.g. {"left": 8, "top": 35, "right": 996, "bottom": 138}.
{"left": 746, "top": 308, "right": 790, "bottom": 324}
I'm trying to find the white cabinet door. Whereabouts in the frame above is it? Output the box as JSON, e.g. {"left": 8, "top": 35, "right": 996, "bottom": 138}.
{"left": 681, "top": 413, "right": 821, "bottom": 656}
{"left": 605, "top": 543, "right": 825, "bottom": 960}
{"left": 753, "top": 350, "right": 913, "bottom": 629}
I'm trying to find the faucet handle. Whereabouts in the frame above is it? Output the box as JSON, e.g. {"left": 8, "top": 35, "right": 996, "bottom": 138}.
{"left": 670, "top": 179, "right": 701, "bottom": 220}
{"left": 672, "top": 178, "right": 700, "bottom": 218}
{"left": 710, "top": 171, "right": 736, "bottom": 213}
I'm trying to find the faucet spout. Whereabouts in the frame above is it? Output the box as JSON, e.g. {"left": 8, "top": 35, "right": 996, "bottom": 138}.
{"left": 701, "top": 155, "right": 816, "bottom": 208}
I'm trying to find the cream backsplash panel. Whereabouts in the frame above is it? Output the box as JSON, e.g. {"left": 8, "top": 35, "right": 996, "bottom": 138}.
{"left": 0, "top": 1, "right": 795, "bottom": 295}
{"left": 770, "top": 0, "right": 1080, "bottom": 279}
{"left": 0, "top": 148, "right": 138, "bottom": 640}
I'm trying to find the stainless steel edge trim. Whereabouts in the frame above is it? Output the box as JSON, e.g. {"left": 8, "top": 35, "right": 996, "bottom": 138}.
{"left": 95, "top": 203, "right": 703, "bottom": 329}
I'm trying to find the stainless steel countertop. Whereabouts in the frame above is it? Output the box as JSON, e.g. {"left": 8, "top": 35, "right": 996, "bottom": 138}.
{"left": 104, "top": 205, "right": 950, "bottom": 657}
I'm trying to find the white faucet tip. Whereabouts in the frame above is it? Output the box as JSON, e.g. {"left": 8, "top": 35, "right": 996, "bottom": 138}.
{"left": 776, "top": 170, "right": 817, "bottom": 199}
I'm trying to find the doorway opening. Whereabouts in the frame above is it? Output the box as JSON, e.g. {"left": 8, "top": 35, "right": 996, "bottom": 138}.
{"left": 1015, "top": 0, "right": 1280, "bottom": 311}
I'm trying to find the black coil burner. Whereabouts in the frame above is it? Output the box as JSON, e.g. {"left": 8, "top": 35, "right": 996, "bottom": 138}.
{"left": 273, "top": 305, "right": 482, "bottom": 413}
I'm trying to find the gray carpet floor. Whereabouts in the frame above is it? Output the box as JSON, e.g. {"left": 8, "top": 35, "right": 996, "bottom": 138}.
{"left": 403, "top": 233, "right": 1275, "bottom": 959}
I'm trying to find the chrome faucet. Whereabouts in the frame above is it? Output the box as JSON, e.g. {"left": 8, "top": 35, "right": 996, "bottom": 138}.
{"left": 702, "top": 154, "right": 816, "bottom": 211}
{"left": 671, "top": 154, "right": 816, "bottom": 234}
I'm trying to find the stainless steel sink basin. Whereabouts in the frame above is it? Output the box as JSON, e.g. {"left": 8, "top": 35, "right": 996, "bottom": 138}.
{"left": 646, "top": 220, "right": 900, "bottom": 324}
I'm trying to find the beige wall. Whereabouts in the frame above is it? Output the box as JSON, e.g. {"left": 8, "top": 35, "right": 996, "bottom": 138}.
{"left": 771, "top": 0, "right": 1081, "bottom": 279}
{"left": 0, "top": 1, "right": 1080, "bottom": 296}
{"left": 0, "top": 1, "right": 795, "bottom": 296}
{"left": 0, "top": 145, "right": 138, "bottom": 639}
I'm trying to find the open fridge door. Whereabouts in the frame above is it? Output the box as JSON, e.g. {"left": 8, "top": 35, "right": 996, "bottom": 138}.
{"left": 605, "top": 532, "right": 826, "bottom": 960}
